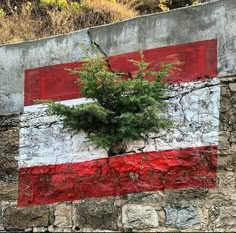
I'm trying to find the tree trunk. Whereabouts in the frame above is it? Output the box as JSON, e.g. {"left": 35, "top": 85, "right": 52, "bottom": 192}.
{"left": 107, "top": 141, "right": 128, "bottom": 157}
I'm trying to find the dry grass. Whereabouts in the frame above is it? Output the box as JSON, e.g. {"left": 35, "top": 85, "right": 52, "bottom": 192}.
{"left": 84, "top": 0, "right": 136, "bottom": 22}
{"left": 0, "top": 0, "right": 200, "bottom": 44}
{"left": 0, "top": 0, "right": 137, "bottom": 44}
{"left": 0, "top": 12, "right": 39, "bottom": 44}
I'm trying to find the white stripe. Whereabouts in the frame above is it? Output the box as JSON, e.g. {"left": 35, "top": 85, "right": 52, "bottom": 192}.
{"left": 24, "top": 98, "right": 94, "bottom": 112}
{"left": 19, "top": 78, "right": 220, "bottom": 168}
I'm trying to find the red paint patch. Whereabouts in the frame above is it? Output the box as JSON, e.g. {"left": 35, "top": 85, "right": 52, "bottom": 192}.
{"left": 24, "top": 40, "right": 217, "bottom": 106}
{"left": 18, "top": 145, "right": 218, "bottom": 207}
{"left": 24, "top": 62, "right": 84, "bottom": 106}
{"left": 109, "top": 40, "right": 217, "bottom": 83}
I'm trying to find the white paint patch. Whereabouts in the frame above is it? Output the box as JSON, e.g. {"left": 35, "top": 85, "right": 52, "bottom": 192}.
{"left": 24, "top": 98, "right": 94, "bottom": 112}
{"left": 19, "top": 78, "right": 220, "bottom": 168}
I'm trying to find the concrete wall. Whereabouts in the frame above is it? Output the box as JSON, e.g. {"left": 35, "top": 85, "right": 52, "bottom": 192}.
{"left": 0, "top": 29, "right": 97, "bottom": 113}
{"left": 0, "top": 0, "right": 235, "bottom": 232}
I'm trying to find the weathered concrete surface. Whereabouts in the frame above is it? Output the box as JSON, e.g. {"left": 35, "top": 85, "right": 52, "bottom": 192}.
{"left": 0, "top": 29, "right": 97, "bottom": 113}
{"left": 89, "top": 0, "right": 236, "bottom": 77}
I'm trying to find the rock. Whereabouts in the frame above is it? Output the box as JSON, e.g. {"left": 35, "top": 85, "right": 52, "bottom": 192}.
{"left": 157, "top": 209, "right": 166, "bottom": 226}
{"left": 74, "top": 198, "right": 119, "bottom": 230}
{"left": 164, "top": 206, "right": 177, "bottom": 225}
{"left": 63, "top": 227, "right": 73, "bottom": 232}
{"left": 176, "top": 206, "right": 200, "bottom": 228}
{"left": 229, "top": 82, "right": 236, "bottom": 92}
{"left": 218, "top": 171, "right": 236, "bottom": 200}
{"left": 0, "top": 181, "right": 18, "bottom": 202}
{"left": 0, "top": 203, "right": 3, "bottom": 230}
{"left": 0, "top": 116, "right": 19, "bottom": 203}
{"left": 122, "top": 204, "right": 159, "bottom": 229}
{"left": 33, "top": 227, "right": 48, "bottom": 232}
{"left": 3, "top": 205, "right": 49, "bottom": 230}
{"left": 215, "top": 206, "right": 236, "bottom": 229}
{"left": 0, "top": 126, "right": 19, "bottom": 184}
{"left": 54, "top": 203, "right": 72, "bottom": 228}
{"left": 164, "top": 206, "right": 200, "bottom": 228}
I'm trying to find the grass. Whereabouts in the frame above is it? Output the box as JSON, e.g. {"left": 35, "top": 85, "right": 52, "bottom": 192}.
{"left": 0, "top": 0, "right": 137, "bottom": 44}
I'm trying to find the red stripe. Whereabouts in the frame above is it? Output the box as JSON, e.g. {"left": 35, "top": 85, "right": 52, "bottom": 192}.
{"left": 24, "top": 39, "right": 217, "bottom": 106}
{"left": 109, "top": 40, "right": 217, "bottom": 83}
{"left": 18, "top": 146, "right": 218, "bottom": 207}
{"left": 24, "top": 62, "right": 84, "bottom": 106}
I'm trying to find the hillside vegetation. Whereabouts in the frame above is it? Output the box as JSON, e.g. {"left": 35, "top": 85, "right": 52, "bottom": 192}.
{"left": 0, "top": 0, "right": 200, "bottom": 44}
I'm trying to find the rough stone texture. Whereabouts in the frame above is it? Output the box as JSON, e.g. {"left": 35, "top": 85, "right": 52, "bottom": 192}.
{"left": 219, "top": 77, "right": 236, "bottom": 157}
{"left": 122, "top": 204, "right": 159, "bottom": 229}
{"left": 74, "top": 198, "right": 119, "bottom": 230}
{"left": 217, "top": 76, "right": 236, "bottom": 207}
{"left": 3, "top": 204, "right": 49, "bottom": 230}
{"left": 215, "top": 206, "right": 236, "bottom": 231}
{"left": 19, "top": 78, "right": 220, "bottom": 168}
{"left": 54, "top": 203, "right": 72, "bottom": 229}
{"left": 0, "top": 203, "right": 3, "bottom": 230}
{"left": 0, "top": 114, "right": 19, "bottom": 202}
{"left": 165, "top": 206, "right": 178, "bottom": 226}
{"left": 176, "top": 207, "right": 200, "bottom": 228}
{"left": 19, "top": 111, "right": 106, "bottom": 168}
{"left": 0, "top": 78, "right": 234, "bottom": 232}
{"left": 164, "top": 206, "right": 200, "bottom": 228}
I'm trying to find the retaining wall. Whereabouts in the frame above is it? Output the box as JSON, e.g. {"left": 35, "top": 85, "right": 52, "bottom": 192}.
{"left": 0, "top": 0, "right": 235, "bottom": 232}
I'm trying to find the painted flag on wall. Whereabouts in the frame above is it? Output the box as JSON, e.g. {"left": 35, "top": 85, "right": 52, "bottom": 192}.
{"left": 18, "top": 39, "right": 220, "bottom": 207}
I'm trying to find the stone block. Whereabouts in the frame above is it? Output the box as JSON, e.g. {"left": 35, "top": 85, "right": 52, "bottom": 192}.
{"left": 164, "top": 206, "right": 200, "bottom": 228}
{"left": 176, "top": 207, "right": 200, "bottom": 228}
{"left": 164, "top": 206, "right": 177, "bottom": 226}
{"left": 33, "top": 227, "right": 48, "bottom": 232}
{"left": 3, "top": 205, "right": 49, "bottom": 230}
{"left": 54, "top": 203, "right": 72, "bottom": 228}
{"left": 157, "top": 209, "right": 166, "bottom": 226}
{"left": 122, "top": 204, "right": 159, "bottom": 229}
{"left": 0, "top": 181, "right": 18, "bottom": 202}
{"left": 219, "top": 78, "right": 236, "bottom": 158}
{"left": 0, "top": 122, "right": 19, "bottom": 184}
{"left": 218, "top": 171, "right": 236, "bottom": 200}
{"left": 0, "top": 115, "right": 19, "bottom": 202}
{"left": 229, "top": 82, "right": 236, "bottom": 92}
{"left": 0, "top": 203, "right": 3, "bottom": 230}
{"left": 215, "top": 206, "right": 236, "bottom": 229}
{"left": 74, "top": 198, "right": 119, "bottom": 230}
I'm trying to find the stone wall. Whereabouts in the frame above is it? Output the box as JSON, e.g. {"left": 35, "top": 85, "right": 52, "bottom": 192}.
{"left": 0, "top": 0, "right": 236, "bottom": 232}
{"left": 0, "top": 77, "right": 235, "bottom": 232}
{"left": 1, "top": 0, "right": 236, "bottom": 114}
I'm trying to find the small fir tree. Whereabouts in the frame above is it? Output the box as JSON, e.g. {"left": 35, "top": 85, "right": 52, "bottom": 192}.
{"left": 48, "top": 52, "right": 174, "bottom": 156}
